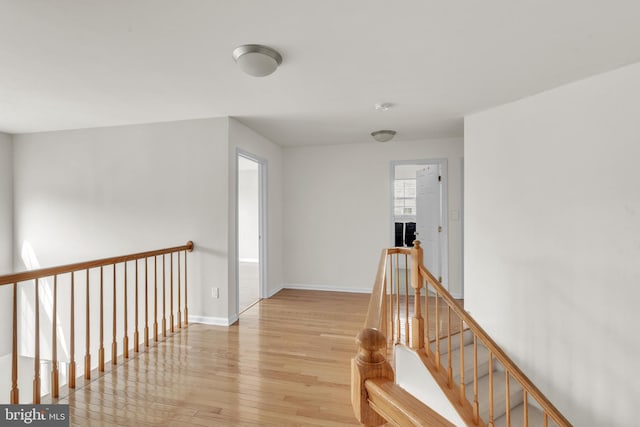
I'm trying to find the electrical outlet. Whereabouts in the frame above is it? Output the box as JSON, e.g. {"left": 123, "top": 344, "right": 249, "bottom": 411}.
{"left": 212, "top": 287, "right": 219, "bottom": 298}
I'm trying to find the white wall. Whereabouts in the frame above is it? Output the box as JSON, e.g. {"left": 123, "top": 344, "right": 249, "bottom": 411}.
{"left": 395, "top": 346, "right": 465, "bottom": 426}
{"left": 0, "top": 132, "right": 13, "bottom": 356}
{"left": 228, "top": 118, "right": 284, "bottom": 317}
{"left": 465, "top": 62, "right": 640, "bottom": 426}
{"left": 0, "top": 132, "right": 12, "bottom": 275}
{"left": 12, "top": 118, "right": 231, "bottom": 325}
{"left": 283, "top": 138, "right": 464, "bottom": 295}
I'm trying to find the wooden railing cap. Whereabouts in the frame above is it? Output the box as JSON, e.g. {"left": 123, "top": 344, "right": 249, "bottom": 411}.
{"left": 356, "top": 328, "right": 387, "bottom": 364}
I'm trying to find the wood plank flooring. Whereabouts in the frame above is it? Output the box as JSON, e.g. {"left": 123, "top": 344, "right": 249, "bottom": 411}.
{"left": 60, "top": 289, "right": 370, "bottom": 426}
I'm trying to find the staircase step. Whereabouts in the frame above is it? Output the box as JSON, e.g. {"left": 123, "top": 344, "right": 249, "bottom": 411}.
{"left": 432, "top": 340, "right": 491, "bottom": 386}
{"left": 429, "top": 329, "right": 474, "bottom": 353}
{"left": 465, "top": 369, "right": 524, "bottom": 423}
{"left": 494, "top": 402, "right": 550, "bottom": 427}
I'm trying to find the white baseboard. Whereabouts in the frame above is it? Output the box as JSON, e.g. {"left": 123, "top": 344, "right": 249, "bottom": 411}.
{"left": 268, "top": 286, "right": 284, "bottom": 297}
{"left": 188, "top": 314, "right": 238, "bottom": 327}
{"left": 282, "top": 284, "right": 371, "bottom": 294}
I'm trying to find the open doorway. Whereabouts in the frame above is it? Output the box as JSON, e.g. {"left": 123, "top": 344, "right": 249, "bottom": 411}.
{"left": 237, "top": 151, "right": 266, "bottom": 314}
{"left": 390, "top": 160, "right": 449, "bottom": 291}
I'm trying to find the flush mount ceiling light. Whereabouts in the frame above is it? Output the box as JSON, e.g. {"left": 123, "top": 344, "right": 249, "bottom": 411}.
{"left": 371, "top": 130, "right": 397, "bottom": 142}
{"left": 232, "top": 44, "right": 282, "bottom": 77}
{"left": 374, "top": 102, "right": 394, "bottom": 111}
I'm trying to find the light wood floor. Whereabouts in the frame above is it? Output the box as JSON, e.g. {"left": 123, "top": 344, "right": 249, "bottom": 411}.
{"left": 238, "top": 261, "right": 260, "bottom": 314}
{"left": 60, "top": 289, "right": 370, "bottom": 426}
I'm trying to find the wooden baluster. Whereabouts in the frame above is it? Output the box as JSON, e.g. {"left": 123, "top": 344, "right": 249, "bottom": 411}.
{"left": 99, "top": 267, "right": 104, "bottom": 372}
{"left": 473, "top": 335, "right": 479, "bottom": 423}
{"left": 112, "top": 264, "right": 117, "bottom": 365}
{"left": 505, "top": 370, "right": 511, "bottom": 427}
{"left": 184, "top": 249, "right": 188, "bottom": 325}
{"left": 33, "top": 278, "right": 40, "bottom": 403}
{"left": 69, "top": 272, "right": 76, "bottom": 388}
{"left": 162, "top": 254, "right": 166, "bottom": 337}
{"left": 381, "top": 267, "right": 387, "bottom": 339}
{"left": 404, "top": 253, "right": 409, "bottom": 345}
{"left": 154, "top": 255, "right": 158, "bottom": 342}
{"left": 544, "top": 412, "right": 549, "bottom": 427}
{"left": 435, "top": 290, "right": 440, "bottom": 368}
{"left": 523, "top": 390, "right": 529, "bottom": 427}
{"left": 123, "top": 262, "right": 129, "bottom": 359}
{"left": 489, "top": 352, "right": 494, "bottom": 427}
{"left": 134, "top": 260, "right": 139, "bottom": 352}
{"left": 410, "top": 241, "right": 424, "bottom": 350}
{"left": 389, "top": 255, "right": 395, "bottom": 343}
{"left": 170, "top": 252, "right": 174, "bottom": 333}
{"left": 84, "top": 269, "right": 91, "bottom": 380}
{"left": 395, "top": 254, "right": 400, "bottom": 344}
{"left": 459, "top": 317, "right": 465, "bottom": 403}
{"left": 424, "top": 282, "right": 430, "bottom": 356}
{"left": 177, "top": 252, "right": 181, "bottom": 329}
{"left": 11, "top": 282, "right": 19, "bottom": 403}
{"left": 144, "top": 257, "right": 149, "bottom": 347}
{"left": 51, "top": 275, "right": 59, "bottom": 398}
{"left": 447, "top": 306, "right": 452, "bottom": 386}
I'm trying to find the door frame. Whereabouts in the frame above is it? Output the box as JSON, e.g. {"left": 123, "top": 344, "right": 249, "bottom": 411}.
{"left": 236, "top": 149, "right": 268, "bottom": 315}
{"left": 389, "top": 159, "right": 449, "bottom": 289}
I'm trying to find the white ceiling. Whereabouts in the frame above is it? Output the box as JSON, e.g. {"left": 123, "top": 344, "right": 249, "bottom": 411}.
{"left": 1, "top": 1, "right": 640, "bottom": 146}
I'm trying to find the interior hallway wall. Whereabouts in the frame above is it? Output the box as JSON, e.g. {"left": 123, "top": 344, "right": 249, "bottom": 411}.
{"left": 12, "top": 117, "right": 231, "bottom": 326}
{"left": 228, "top": 118, "right": 284, "bottom": 320}
{"left": 465, "top": 61, "right": 640, "bottom": 426}
{"left": 0, "top": 132, "right": 13, "bottom": 356}
{"left": 283, "top": 138, "right": 463, "bottom": 296}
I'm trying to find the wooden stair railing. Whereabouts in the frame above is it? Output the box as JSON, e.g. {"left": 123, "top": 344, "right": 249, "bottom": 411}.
{"left": 352, "top": 241, "right": 572, "bottom": 427}
{"left": 351, "top": 249, "right": 454, "bottom": 427}
{"left": 0, "top": 241, "right": 194, "bottom": 404}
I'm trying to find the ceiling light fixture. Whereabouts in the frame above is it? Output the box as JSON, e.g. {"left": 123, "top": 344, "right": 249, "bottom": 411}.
{"left": 371, "top": 130, "right": 397, "bottom": 142}
{"left": 375, "top": 102, "right": 393, "bottom": 111}
{"left": 232, "top": 44, "right": 282, "bottom": 77}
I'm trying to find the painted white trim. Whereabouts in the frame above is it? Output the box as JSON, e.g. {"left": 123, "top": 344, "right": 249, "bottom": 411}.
{"left": 188, "top": 315, "right": 238, "bottom": 327}
{"left": 236, "top": 148, "right": 269, "bottom": 319}
{"left": 460, "top": 157, "right": 464, "bottom": 298}
{"left": 239, "top": 257, "right": 259, "bottom": 263}
{"left": 283, "top": 284, "right": 372, "bottom": 294}
{"left": 268, "top": 286, "right": 284, "bottom": 297}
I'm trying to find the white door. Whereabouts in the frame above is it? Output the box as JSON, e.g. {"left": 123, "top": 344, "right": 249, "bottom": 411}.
{"left": 415, "top": 165, "right": 444, "bottom": 287}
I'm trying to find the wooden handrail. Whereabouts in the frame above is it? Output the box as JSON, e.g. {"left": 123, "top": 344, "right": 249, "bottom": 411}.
{"left": 3, "top": 241, "right": 194, "bottom": 404}
{"left": 0, "top": 241, "right": 193, "bottom": 286}
{"left": 363, "top": 250, "right": 390, "bottom": 331}
{"left": 366, "top": 378, "right": 454, "bottom": 427}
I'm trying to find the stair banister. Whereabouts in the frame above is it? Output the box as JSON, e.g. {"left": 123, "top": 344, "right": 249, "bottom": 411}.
{"left": 351, "top": 248, "right": 454, "bottom": 426}
{"left": 352, "top": 241, "right": 573, "bottom": 426}
{"left": 0, "top": 241, "right": 193, "bottom": 404}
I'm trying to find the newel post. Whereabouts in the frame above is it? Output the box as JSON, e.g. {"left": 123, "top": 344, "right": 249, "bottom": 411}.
{"left": 411, "top": 240, "right": 425, "bottom": 350}
{"left": 351, "top": 328, "right": 394, "bottom": 426}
